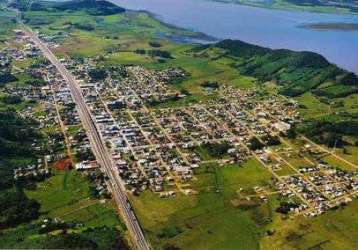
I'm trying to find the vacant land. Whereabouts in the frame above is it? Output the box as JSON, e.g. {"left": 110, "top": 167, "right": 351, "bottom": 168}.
{"left": 130, "top": 158, "right": 272, "bottom": 249}
{"left": 262, "top": 200, "right": 358, "bottom": 250}
{"left": 0, "top": 169, "right": 125, "bottom": 249}
{"left": 26, "top": 170, "right": 120, "bottom": 227}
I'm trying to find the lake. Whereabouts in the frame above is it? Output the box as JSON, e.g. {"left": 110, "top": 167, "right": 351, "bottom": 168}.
{"left": 110, "top": 0, "right": 358, "bottom": 73}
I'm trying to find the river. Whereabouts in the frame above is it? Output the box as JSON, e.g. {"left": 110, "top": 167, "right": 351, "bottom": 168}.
{"left": 110, "top": 0, "right": 358, "bottom": 73}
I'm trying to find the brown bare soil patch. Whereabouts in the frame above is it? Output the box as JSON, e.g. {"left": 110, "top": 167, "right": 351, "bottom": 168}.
{"left": 53, "top": 158, "right": 72, "bottom": 170}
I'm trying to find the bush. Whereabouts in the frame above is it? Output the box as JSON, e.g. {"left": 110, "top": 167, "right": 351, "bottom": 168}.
{"left": 88, "top": 68, "right": 107, "bottom": 81}
{"left": 202, "top": 142, "right": 231, "bottom": 158}
{"left": 1, "top": 95, "right": 22, "bottom": 104}
{"left": 73, "top": 23, "right": 95, "bottom": 31}
{"left": 201, "top": 81, "right": 220, "bottom": 89}
{"left": 0, "top": 71, "right": 17, "bottom": 85}
{"left": 44, "top": 233, "right": 98, "bottom": 249}
{"left": 248, "top": 137, "right": 265, "bottom": 150}
{"left": 148, "top": 50, "right": 172, "bottom": 59}
{"left": 0, "top": 189, "right": 40, "bottom": 228}
{"left": 135, "top": 49, "right": 146, "bottom": 55}
{"left": 149, "top": 41, "right": 162, "bottom": 48}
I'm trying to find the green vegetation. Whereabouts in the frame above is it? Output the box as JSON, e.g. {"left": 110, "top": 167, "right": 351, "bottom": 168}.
{"left": 130, "top": 158, "right": 272, "bottom": 249}
{"left": 25, "top": 170, "right": 121, "bottom": 228}
{"left": 0, "top": 169, "right": 127, "bottom": 249}
{"left": 0, "top": 8, "right": 16, "bottom": 44}
{"left": 49, "top": 0, "right": 125, "bottom": 16}
{"left": 0, "top": 70, "right": 17, "bottom": 85}
{"left": 193, "top": 39, "right": 358, "bottom": 98}
{"left": 209, "top": 0, "right": 358, "bottom": 14}
{"left": 262, "top": 200, "right": 358, "bottom": 250}
{"left": 0, "top": 188, "right": 40, "bottom": 228}
{"left": 0, "top": 109, "right": 40, "bottom": 189}
{"left": 297, "top": 118, "right": 358, "bottom": 147}
{"left": 1, "top": 0, "right": 357, "bottom": 249}
{"left": 190, "top": 142, "right": 231, "bottom": 160}
{"left": 88, "top": 68, "right": 108, "bottom": 81}
{"left": 0, "top": 5, "right": 127, "bottom": 247}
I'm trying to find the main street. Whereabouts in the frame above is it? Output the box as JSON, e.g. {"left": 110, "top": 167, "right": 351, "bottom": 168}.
{"left": 23, "top": 27, "right": 150, "bottom": 250}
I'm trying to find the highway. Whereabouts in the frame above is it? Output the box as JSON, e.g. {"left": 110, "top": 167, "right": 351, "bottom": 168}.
{"left": 23, "top": 27, "right": 150, "bottom": 250}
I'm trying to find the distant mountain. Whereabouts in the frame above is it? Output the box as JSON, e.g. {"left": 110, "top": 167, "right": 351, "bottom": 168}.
{"left": 193, "top": 39, "right": 358, "bottom": 98}
{"left": 285, "top": 0, "right": 358, "bottom": 12}
{"left": 51, "top": 0, "right": 125, "bottom": 15}
{"left": 19, "top": 0, "right": 126, "bottom": 16}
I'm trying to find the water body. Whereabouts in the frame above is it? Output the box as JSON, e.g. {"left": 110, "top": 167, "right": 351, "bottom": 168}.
{"left": 111, "top": 0, "right": 358, "bottom": 73}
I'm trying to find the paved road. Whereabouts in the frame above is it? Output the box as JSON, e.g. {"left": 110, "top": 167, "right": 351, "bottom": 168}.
{"left": 23, "top": 27, "right": 150, "bottom": 250}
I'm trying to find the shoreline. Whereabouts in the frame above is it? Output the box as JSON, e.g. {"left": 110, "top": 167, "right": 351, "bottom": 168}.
{"left": 109, "top": 0, "right": 358, "bottom": 73}
{"left": 207, "top": 0, "right": 358, "bottom": 16}
{"left": 127, "top": 9, "right": 219, "bottom": 44}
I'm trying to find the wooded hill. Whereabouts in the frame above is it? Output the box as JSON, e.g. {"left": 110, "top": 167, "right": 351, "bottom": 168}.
{"left": 12, "top": 0, "right": 125, "bottom": 16}
{"left": 193, "top": 39, "right": 358, "bottom": 98}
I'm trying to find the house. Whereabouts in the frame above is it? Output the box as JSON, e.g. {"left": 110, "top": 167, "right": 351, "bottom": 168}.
{"left": 75, "top": 161, "right": 99, "bottom": 170}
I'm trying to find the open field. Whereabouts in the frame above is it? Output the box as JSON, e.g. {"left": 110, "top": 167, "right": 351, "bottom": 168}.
{"left": 0, "top": 169, "right": 125, "bottom": 249}
{"left": 262, "top": 199, "right": 358, "bottom": 250}
{"left": 130, "top": 158, "right": 273, "bottom": 249}
{"left": 25, "top": 170, "right": 119, "bottom": 227}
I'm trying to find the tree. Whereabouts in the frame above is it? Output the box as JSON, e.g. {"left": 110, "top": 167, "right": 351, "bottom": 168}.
{"left": 88, "top": 68, "right": 107, "bottom": 81}
{"left": 0, "top": 189, "right": 40, "bottom": 228}
{"left": 248, "top": 137, "right": 265, "bottom": 150}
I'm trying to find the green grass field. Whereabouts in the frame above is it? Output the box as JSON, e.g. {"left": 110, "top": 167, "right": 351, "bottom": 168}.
{"left": 130, "top": 158, "right": 273, "bottom": 249}
{"left": 0, "top": 169, "right": 125, "bottom": 248}
{"left": 262, "top": 200, "right": 358, "bottom": 250}
{"left": 295, "top": 92, "right": 331, "bottom": 119}
{"left": 321, "top": 155, "right": 357, "bottom": 172}
{"left": 25, "top": 170, "right": 121, "bottom": 228}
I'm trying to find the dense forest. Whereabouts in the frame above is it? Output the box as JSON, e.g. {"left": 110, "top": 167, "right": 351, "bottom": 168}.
{"left": 0, "top": 109, "right": 42, "bottom": 227}
{"left": 11, "top": 0, "right": 126, "bottom": 16}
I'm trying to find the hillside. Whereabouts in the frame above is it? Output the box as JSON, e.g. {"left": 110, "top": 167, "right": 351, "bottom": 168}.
{"left": 193, "top": 39, "right": 358, "bottom": 98}
{"left": 14, "top": 0, "right": 126, "bottom": 15}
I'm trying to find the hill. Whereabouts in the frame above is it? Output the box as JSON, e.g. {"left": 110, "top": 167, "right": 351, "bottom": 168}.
{"left": 15, "top": 0, "right": 125, "bottom": 16}
{"left": 193, "top": 39, "right": 358, "bottom": 98}
{"left": 51, "top": 0, "right": 125, "bottom": 16}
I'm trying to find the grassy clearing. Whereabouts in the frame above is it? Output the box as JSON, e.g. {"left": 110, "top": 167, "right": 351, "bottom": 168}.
{"left": 130, "top": 157, "right": 272, "bottom": 249}
{"left": 262, "top": 200, "right": 358, "bottom": 250}
{"left": 12, "top": 58, "right": 35, "bottom": 69}
{"left": 26, "top": 170, "right": 120, "bottom": 227}
{"left": 334, "top": 146, "right": 358, "bottom": 165}
{"left": 274, "top": 163, "right": 297, "bottom": 176}
{"left": 321, "top": 155, "right": 356, "bottom": 172}
{"left": 108, "top": 51, "right": 155, "bottom": 66}
{"left": 0, "top": 169, "right": 124, "bottom": 249}
{"left": 295, "top": 92, "right": 330, "bottom": 119}
{"left": 279, "top": 152, "right": 312, "bottom": 169}
{"left": 0, "top": 92, "right": 34, "bottom": 111}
